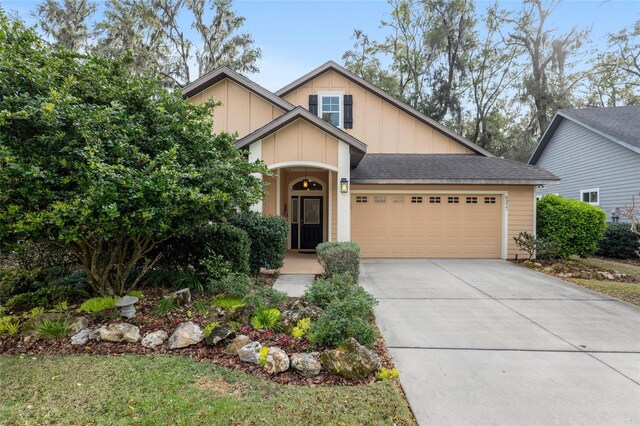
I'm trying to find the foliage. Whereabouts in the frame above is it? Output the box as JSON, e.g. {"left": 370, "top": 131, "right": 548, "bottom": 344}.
{"left": 230, "top": 213, "right": 288, "bottom": 275}
{"left": 598, "top": 223, "right": 640, "bottom": 259}
{"left": 302, "top": 273, "right": 359, "bottom": 309}
{"left": 207, "top": 273, "right": 253, "bottom": 298}
{"left": 0, "top": 14, "right": 266, "bottom": 296}
{"left": 0, "top": 306, "right": 6, "bottom": 317}
{"left": 127, "top": 291, "right": 144, "bottom": 300}
{"left": 34, "top": 0, "right": 96, "bottom": 51}
{"left": 202, "top": 322, "right": 219, "bottom": 338}
{"left": 0, "top": 315, "right": 21, "bottom": 336}
{"left": 210, "top": 295, "right": 245, "bottom": 310}
{"left": 174, "top": 270, "right": 206, "bottom": 294}
{"left": 537, "top": 195, "right": 607, "bottom": 259}
{"left": 52, "top": 300, "right": 69, "bottom": 312}
{"left": 77, "top": 297, "right": 118, "bottom": 314}
{"left": 513, "top": 231, "right": 559, "bottom": 260}
{"left": 35, "top": 317, "right": 71, "bottom": 338}
{"left": 10, "top": 242, "right": 75, "bottom": 271}
{"left": 291, "top": 318, "right": 311, "bottom": 338}
{"left": 250, "top": 308, "right": 281, "bottom": 331}
{"left": 258, "top": 346, "right": 269, "bottom": 367}
{"left": 242, "top": 287, "right": 288, "bottom": 310}
{"left": 377, "top": 368, "right": 400, "bottom": 380}
{"left": 25, "top": 307, "right": 45, "bottom": 319}
{"left": 316, "top": 242, "right": 361, "bottom": 281}
{"left": 310, "top": 301, "right": 378, "bottom": 348}
{"left": 154, "top": 298, "right": 175, "bottom": 316}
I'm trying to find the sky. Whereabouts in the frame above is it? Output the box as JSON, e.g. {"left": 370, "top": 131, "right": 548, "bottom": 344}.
{"left": 2, "top": 0, "right": 639, "bottom": 91}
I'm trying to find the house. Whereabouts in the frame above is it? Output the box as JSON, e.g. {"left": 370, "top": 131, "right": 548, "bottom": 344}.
{"left": 529, "top": 106, "right": 640, "bottom": 222}
{"left": 184, "top": 61, "right": 558, "bottom": 259}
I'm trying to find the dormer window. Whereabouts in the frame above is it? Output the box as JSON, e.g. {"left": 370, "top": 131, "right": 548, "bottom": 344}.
{"left": 319, "top": 94, "right": 342, "bottom": 128}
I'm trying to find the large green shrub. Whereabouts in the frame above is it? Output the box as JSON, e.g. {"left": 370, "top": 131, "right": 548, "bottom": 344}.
{"left": 598, "top": 223, "right": 640, "bottom": 259}
{"left": 316, "top": 242, "right": 361, "bottom": 281}
{"left": 536, "top": 195, "right": 607, "bottom": 258}
{"left": 230, "top": 212, "right": 288, "bottom": 275}
{"left": 310, "top": 297, "right": 378, "bottom": 348}
{"left": 207, "top": 273, "right": 253, "bottom": 298}
{"left": 301, "top": 273, "right": 358, "bottom": 309}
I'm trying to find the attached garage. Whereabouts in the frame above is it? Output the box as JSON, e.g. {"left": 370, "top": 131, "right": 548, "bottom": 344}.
{"left": 351, "top": 192, "right": 503, "bottom": 258}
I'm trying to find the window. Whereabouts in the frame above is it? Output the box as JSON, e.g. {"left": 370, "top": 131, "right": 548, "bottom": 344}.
{"left": 320, "top": 95, "right": 341, "bottom": 127}
{"left": 448, "top": 196, "right": 459, "bottom": 204}
{"left": 484, "top": 197, "right": 496, "bottom": 204}
{"left": 374, "top": 196, "right": 386, "bottom": 203}
{"left": 429, "top": 196, "right": 441, "bottom": 204}
{"left": 580, "top": 188, "right": 599, "bottom": 205}
{"left": 393, "top": 196, "right": 404, "bottom": 203}
{"left": 292, "top": 179, "right": 322, "bottom": 191}
{"left": 356, "top": 196, "right": 368, "bottom": 203}
{"left": 466, "top": 197, "right": 478, "bottom": 204}
{"left": 291, "top": 197, "right": 299, "bottom": 224}
{"left": 411, "top": 196, "right": 423, "bottom": 204}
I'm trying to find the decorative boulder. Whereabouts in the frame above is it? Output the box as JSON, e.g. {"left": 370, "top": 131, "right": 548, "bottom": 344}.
{"left": 141, "top": 330, "right": 168, "bottom": 349}
{"left": 70, "top": 329, "right": 90, "bottom": 346}
{"left": 98, "top": 323, "right": 140, "bottom": 343}
{"left": 264, "top": 347, "right": 290, "bottom": 374}
{"left": 204, "top": 325, "right": 235, "bottom": 347}
{"left": 290, "top": 352, "right": 322, "bottom": 377}
{"left": 163, "top": 288, "right": 191, "bottom": 307}
{"left": 168, "top": 321, "right": 203, "bottom": 349}
{"left": 321, "top": 338, "right": 381, "bottom": 378}
{"left": 225, "top": 304, "right": 255, "bottom": 324}
{"left": 88, "top": 327, "right": 102, "bottom": 341}
{"left": 224, "top": 335, "right": 252, "bottom": 355}
{"left": 280, "top": 301, "right": 323, "bottom": 333}
{"left": 68, "top": 317, "right": 89, "bottom": 336}
{"left": 237, "top": 341, "right": 262, "bottom": 364}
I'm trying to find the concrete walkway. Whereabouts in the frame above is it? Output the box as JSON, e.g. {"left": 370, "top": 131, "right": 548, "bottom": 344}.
{"left": 361, "top": 259, "right": 640, "bottom": 426}
{"left": 272, "top": 274, "right": 314, "bottom": 297}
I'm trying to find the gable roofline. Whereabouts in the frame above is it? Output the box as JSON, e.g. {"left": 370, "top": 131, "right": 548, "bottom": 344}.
{"left": 234, "top": 106, "right": 367, "bottom": 166}
{"left": 182, "top": 66, "right": 294, "bottom": 112}
{"left": 275, "top": 60, "right": 494, "bottom": 157}
{"left": 528, "top": 110, "right": 640, "bottom": 165}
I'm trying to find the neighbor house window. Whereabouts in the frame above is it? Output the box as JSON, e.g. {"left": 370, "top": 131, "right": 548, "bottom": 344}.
{"left": 319, "top": 94, "right": 342, "bottom": 128}
{"left": 580, "top": 188, "right": 599, "bottom": 205}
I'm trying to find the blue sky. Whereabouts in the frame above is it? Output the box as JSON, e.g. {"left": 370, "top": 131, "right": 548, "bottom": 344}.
{"left": 3, "top": 0, "right": 639, "bottom": 90}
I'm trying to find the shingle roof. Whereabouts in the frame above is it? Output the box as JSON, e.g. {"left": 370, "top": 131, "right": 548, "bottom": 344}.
{"left": 351, "top": 154, "right": 559, "bottom": 185}
{"left": 561, "top": 106, "right": 640, "bottom": 150}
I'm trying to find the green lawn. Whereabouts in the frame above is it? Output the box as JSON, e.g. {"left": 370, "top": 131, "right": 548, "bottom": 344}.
{"left": 0, "top": 355, "right": 416, "bottom": 425}
{"left": 571, "top": 258, "right": 640, "bottom": 306}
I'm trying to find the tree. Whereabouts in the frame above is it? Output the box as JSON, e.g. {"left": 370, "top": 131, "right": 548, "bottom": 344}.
{"left": 0, "top": 13, "right": 266, "bottom": 296}
{"left": 33, "top": 0, "right": 96, "bottom": 51}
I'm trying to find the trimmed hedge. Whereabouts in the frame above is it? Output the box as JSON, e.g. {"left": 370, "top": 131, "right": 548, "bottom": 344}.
{"left": 316, "top": 241, "right": 360, "bottom": 281}
{"left": 537, "top": 194, "right": 607, "bottom": 259}
{"left": 230, "top": 212, "right": 288, "bottom": 275}
{"left": 598, "top": 223, "right": 640, "bottom": 259}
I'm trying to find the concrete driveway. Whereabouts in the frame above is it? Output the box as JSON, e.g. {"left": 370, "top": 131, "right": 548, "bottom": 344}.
{"left": 361, "top": 259, "right": 640, "bottom": 426}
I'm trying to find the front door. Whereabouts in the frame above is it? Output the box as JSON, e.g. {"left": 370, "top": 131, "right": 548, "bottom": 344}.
{"left": 300, "top": 196, "right": 323, "bottom": 250}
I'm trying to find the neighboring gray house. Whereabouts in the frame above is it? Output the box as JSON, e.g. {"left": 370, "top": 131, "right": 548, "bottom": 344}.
{"left": 529, "top": 106, "right": 640, "bottom": 222}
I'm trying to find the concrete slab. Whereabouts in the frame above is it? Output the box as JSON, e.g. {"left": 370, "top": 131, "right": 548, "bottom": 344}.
{"left": 375, "top": 298, "right": 575, "bottom": 350}
{"left": 391, "top": 348, "right": 640, "bottom": 426}
{"left": 590, "top": 352, "right": 640, "bottom": 383}
{"left": 272, "top": 274, "right": 314, "bottom": 297}
{"left": 501, "top": 299, "right": 640, "bottom": 352}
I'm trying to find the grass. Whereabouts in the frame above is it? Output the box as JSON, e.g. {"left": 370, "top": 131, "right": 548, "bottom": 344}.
{"left": 567, "top": 258, "right": 640, "bottom": 306}
{"left": 0, "top": 355, "right": 416, "bottom": 425}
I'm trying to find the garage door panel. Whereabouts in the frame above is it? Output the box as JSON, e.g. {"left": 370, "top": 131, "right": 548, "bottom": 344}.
{"left": 352, "top": 193, "right": 502, "bottom": 258}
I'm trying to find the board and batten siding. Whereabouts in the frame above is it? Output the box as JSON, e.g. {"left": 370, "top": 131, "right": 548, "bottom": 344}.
{"left": 536, "top": 119, "right": 640, "bottom": 221}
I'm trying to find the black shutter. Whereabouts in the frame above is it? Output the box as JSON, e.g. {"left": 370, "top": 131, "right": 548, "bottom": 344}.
{"left": 308, "top": 95, "right": 318, "bottom": 115}
{"left": 343, "top": 94, "right": 353, "bottom": 129}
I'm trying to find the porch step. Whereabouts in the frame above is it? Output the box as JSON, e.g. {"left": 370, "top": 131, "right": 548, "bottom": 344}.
{"left": 273, "top": 274, "right": 315, "bottom": 298}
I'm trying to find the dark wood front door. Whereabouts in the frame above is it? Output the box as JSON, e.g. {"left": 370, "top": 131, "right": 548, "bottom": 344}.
{"left": 300, "top": 196, "right": 323, "bottom": 250}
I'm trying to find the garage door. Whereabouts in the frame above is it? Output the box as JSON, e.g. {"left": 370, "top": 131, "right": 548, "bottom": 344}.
{"left": 351, "top": 194, "right": 502, "bottom": 258}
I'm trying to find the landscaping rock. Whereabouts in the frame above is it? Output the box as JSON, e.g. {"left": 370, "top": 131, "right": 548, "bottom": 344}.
{"left": 68, "top": 317, "right": 89, "bottom": 335}
{"left": 224, "top": 335, "right": 252, "bottom": 355}
{"left": 141, "top": 330, "right": 168, "bottom": 349}
{"left": 168, "top": 321, "right": 203, "bottom": 349}
{"left": 99, "top": 323, "right": 140, "bottom": 343}
{"left": 264, "top": 347, "right": 289, "bottom": 374}
{"left": 164, "top": 288, "right": 191, "bottom": 307}
{"left": 290, "top": 352, "right": 322, "bottom": 377}
{"left": 88, "top": 327, "right": 101, "bottom": 341}
{"left": 70, "top": 329, "right": 90, "bottom": 346}
{"left": 281, "top": 301, "right": 323, "bottom": 333}
{"left": 204, "top": 325, "right": 235, "bottom": 347}
{"left": 320, "top": 338, "right": 380, "bottom": 379}
{"left": 237, "top": 341, "right": 262, "bottom": 364}
{"left": 225, "top": 304, "right": 255, "bottom": 324}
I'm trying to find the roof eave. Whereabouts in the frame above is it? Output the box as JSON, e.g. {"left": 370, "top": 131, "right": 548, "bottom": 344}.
{"left": 350, "top": 178, "right": 560, "bottom": 185}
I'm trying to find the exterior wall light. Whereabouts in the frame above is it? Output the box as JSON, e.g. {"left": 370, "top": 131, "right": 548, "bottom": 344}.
{"left": 340, "top": 178, "right": 349, "bottom": 194}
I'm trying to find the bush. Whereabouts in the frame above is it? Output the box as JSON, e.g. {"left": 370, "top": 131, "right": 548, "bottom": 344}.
{"left": 35, "top": 317, "right": 70, "bottom": 338}
{"left": 250, "top": 308, "right": 281, "bottom": 330}
{"left": 78, "top": 297, "right": 118, "bottom": 314}
{"left": 513, "top": 232, "right": 559, "bottom": 260}
{"left": 207, "top": 273, "right": 253, "bottom": 298}
{"left": 598, "top": 223, "right": 640, "bottom": 259}
{"left": 210, "top": 295, "right": 245, "bottom": 310}
{"left": 230, "top": 212, "right": 288, "bottom": 275}
{"left": 242, "top": 287, "right": 288, "bottom": 309}
{"left": 10, "top": 242, "right": 75, "bottom": 271}
{"left": 301, "top": 273, "right": 359, "bottom": 309}
{"left": 0, "top": 315, "right": 20, "bottom": 336}
{"left": 316, "top": 242, "right": 361, "bottom": 281}
{"left": 537, "top": 195, "right": 607, "bottom": 259}
{"left": 154, "top": 298, "right": 175, "bottom": 315}
{"left": 310, "top": 298, "right": 378, "bottom": 348}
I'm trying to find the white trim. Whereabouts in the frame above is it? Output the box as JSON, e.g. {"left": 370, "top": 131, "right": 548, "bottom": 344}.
{"left": 579, "top": 187, "right": 600, "bottom": 206}
{"left": 249, "top": 141, "right": 262, "bottom": 213}
{"left": 267, "top": 161, "right": 338, "bottom": 172}
{"left": 328, "top": 172, "right": 333, "bottom": 242}
{"left": 502, "top": 193, "right": 509, "bottom": 260}
{"left": 337, "top": 141, "right": 351, "bottom": 241}
{"left": 317, "top": 91, "right": 344, "bottom": 129}
{"left": 533, "top": 187, "right": 537, "bottom": 238}
{"left": 276, "top": 168, "right": 281, "bottom": 216}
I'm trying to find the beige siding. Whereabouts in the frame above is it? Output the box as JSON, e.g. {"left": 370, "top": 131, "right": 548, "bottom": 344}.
{"left": 507, "top": 186, "right": 535, "bottom": 258}
{"left": 261, "top": 119, "right": 339, "bottom": 168}
{"left": 189, "top": 79, "right": 284, "bottom": 138}
{"left": 283, "top": 70, "right": 471, "bottom": 155}
{"left": 262, "top": 175, "right": 277, "bottom": 216}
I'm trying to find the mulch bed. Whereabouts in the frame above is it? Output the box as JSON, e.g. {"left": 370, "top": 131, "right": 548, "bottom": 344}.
{"left": 0, "top": 283, "right": 395, "bottom": 387}
{"left": 512, "top": 259, "right": 639, "bottom": 283}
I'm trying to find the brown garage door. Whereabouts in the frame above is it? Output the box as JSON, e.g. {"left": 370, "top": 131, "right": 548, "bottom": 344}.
{"left": 351, "top": 194, "right": 502, "bottom": 258}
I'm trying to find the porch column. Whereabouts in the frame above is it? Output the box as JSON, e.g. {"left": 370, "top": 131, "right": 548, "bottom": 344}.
{"left": 337, "top": 141, "right": 350, "bottom": 241}
{"left": 249, "top": 141, "right": 263, "bottom": 213}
